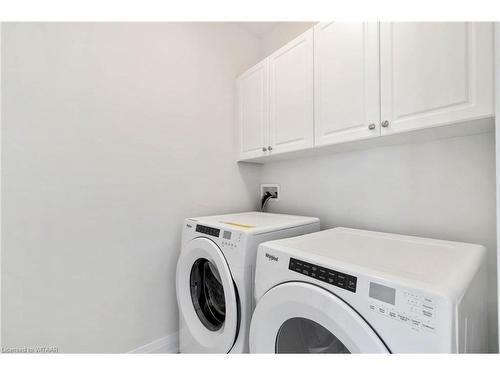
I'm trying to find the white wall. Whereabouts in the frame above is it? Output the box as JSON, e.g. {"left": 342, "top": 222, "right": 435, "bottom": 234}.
{"left": 1, "top": 23, "right": 261, "bottom": 353}
{"left": 259, "top": 22, "right": 316, "bottom": 57}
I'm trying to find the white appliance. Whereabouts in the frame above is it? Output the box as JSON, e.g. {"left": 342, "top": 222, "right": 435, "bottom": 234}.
{"left": 176, "top": 212, "right": 320, "bottom": 353}
{"left": 249, "top": 227, "right": 487, "bottom": 353}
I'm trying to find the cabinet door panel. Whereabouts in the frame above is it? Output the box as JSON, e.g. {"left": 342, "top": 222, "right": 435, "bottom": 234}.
{"left": 380, "top": 22, "right": 493, "bottom": 135}
{"left": 269, "top": 29, "right": 314, "bottom": 154}
{"left": 237, "top": 60, "right": 269, "bottom": 160}
{"left": 314, "top": 22, "right": 380, "bottom": 146}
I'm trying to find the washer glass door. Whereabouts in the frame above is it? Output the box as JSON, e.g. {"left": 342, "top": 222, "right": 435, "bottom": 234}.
{"left": 176, "top": 237, "right": 238, "bottom": 353}
{"left": 190, "top": 258, "right": 227, "bottom": 331}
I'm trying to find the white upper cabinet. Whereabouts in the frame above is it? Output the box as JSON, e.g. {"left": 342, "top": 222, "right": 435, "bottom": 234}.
{"left": 380, "top": 22, "right": 494, "bottom": 135}
{"left": 236, "top": 22, "right": 494, "bottom": 163}
{"left": 314, "top": 22, "right": 380, "bottom": 146}
{"left": 268, "top": 29, "right": 314, "bottom": 154}
{"left": 236, "top": 60, "right": 269, "bottom": 160}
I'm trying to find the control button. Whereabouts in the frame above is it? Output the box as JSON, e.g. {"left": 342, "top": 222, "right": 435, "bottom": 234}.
{"left": 410, "top": 318, "right": 422, "bottom": 328}
{"left": 336, "top": 274, "right": 346, "bottom": 288}
{"left": 369, "top": 304, "right": 376, "bottom": 311}
{"left": 406, "top": 298, "right": 419, "bottom": 306}
{"left": 388, "top": 310, "right": 398, "bottom": 320}
{"left": 422, "top": 310, "right": 433, "bottom": 318}
{"left": 422, "top": 323, "right": 435, "bottom": 333}
{"left": 287, "top": 257, "right": 357, "bottom": 293}
{"left": 377, "top": 306, "right": 387, "bottom": 315}
{"left": 347, "top": 277, "right": 357, "bottom": 291}
{"left": 335, "top": 279, "right": 346, "bottom": 288}
{"left": 397, "top": 313, "right": 409, "bottom": 324}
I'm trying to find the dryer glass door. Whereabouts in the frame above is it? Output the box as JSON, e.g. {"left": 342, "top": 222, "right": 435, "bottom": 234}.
{"left": 249, "top": 282, "right": 389, "bottom": 353}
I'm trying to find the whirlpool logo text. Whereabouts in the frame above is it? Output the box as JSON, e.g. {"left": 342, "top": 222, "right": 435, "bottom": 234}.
{"left": 265, "top": 253, "right": 279, "bottom": 262}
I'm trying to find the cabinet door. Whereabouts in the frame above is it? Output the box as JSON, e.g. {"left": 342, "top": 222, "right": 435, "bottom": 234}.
{"left": 268, "top": 29, "right": 314, "bottom": 154}
{"left": 237, "top": 60, "right": 269, "bottom": 160}
{"left": 314, "top": 22, "right": 380, "bottom": 146}
{"left": 380, "top": 22, "right": 493, "bottom": 135}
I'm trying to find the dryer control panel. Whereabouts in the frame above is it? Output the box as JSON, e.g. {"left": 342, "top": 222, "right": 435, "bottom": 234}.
{"left": 289, "top": 257, "right": 357, "bottom": 293}
{"left": 368, "top": 283, "right": 437, "bottom": 334}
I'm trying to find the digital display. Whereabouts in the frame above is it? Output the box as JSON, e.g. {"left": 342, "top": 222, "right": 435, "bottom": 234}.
{"left": 195, "top": 224, "right": 220, "bottom": 237}
{"left": 369, "top": 282, "right": 396, "bottom": 305}
{"left": 223, "top": 231, "right": 232, "bottom": 240}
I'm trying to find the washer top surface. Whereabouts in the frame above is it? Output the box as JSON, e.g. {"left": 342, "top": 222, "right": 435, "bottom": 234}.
{"left": 264, "top": 227, "right": 485, "bottom": 293}
{"left": 187, "top": 211, "right": 319, "bottom": 235}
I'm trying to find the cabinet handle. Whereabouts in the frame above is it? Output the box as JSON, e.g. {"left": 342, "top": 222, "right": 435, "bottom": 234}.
{"left": 267, "top": 146, "right": 273, "bottom": 151}
{"left": 262, "top": 147, "right": 267, "bottom": 152}
{"left": 368, "top": 123, "right": 376, "bottom": 130}
{"left": 381, "top": 120, "right": 389, "bottom": 128}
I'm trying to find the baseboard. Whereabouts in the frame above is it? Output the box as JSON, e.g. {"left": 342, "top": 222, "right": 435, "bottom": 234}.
{"left": 128, "top": 332, "right": 179, "bottom": 353}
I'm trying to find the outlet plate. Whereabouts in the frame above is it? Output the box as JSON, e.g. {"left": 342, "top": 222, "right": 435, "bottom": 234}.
{"left": 260, "top": 183, "right": 280, "bottom": 201}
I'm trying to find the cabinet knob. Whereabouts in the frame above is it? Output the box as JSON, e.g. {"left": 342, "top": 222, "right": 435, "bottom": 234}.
{"left": 262, "top": 147, "right": 267, "bottom": 152}
{"left": 381, "top": 120, "right": 390, "bottom": 128}
{"left": 267, "top": 146, "right": 273, "bottom": 151}
{"left": 368, "top": 123, "right": 376, "bottom": 130}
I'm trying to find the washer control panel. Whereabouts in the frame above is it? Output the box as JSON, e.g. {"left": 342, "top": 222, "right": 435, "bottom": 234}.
{"left": 368, "top": 287, "right": 437, "bottom": 334}
{"left": 220, "top": 230, "right": 243, "bottom": 249}
{"left": 289, "top": 257, "right": 357, "bottom": 293}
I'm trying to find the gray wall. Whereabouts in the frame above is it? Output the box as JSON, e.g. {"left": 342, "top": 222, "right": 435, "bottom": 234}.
{"left": 261, "top": 132, "right": 498, "bottom": 352}
{"left": 1, "top": 23, "right": 261, "bottom": 352}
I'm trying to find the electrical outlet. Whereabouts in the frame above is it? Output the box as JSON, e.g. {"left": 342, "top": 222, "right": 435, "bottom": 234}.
{"left": 260, "top": 184, "right": 280, "bottom": 201}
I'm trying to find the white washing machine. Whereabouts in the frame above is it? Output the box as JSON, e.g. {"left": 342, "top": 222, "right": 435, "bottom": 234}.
{"left": 250, "top": 227, "right": 487, "bottom": 353}
{"left": 176, "top": 212, "right": 320, "bottom": 353}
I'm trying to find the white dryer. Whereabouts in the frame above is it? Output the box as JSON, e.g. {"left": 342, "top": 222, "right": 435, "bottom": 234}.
{"left": 176, "top": 212, "right": 320, "bottom": 353}
{"left": 250, "top": 227, "right": 487, "bottom": 353}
